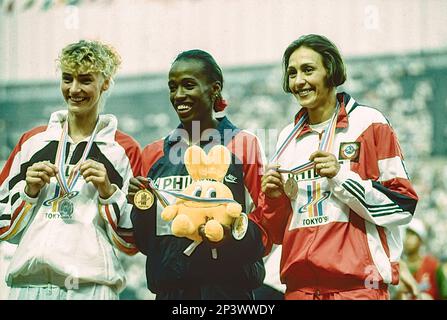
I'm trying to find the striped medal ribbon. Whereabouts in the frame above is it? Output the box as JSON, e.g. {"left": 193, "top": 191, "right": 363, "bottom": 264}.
{"left": 146, "top": 178, "right": 238, "bottom": 208}
{"left": 273, "top": 102, "right": 340, "bottom": 199}
{"left": 54, "top": 119, "right": 100, "bottom": 217}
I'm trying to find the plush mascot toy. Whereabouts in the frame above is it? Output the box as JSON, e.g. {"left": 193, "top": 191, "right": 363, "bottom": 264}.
{"left": 161, "top": 145, "right": 243, "bottom": 243}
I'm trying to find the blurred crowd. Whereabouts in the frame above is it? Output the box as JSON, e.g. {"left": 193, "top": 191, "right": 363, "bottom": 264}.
{"left": 1, "top": 52, "right": 447, "bottom": 299}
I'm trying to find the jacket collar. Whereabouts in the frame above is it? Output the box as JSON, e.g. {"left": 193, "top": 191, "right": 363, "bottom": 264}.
{"left": 44, "top": 110, "right": 118, "bottom": 143}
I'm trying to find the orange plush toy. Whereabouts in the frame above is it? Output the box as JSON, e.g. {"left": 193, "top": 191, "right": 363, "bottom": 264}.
{"left": 161, "top": 145, "right": 243, "bottom": 243}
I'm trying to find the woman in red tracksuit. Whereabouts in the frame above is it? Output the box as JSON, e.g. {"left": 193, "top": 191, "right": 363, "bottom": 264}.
{"left": 259, "top": 34, "right": 418, "bottom": 300}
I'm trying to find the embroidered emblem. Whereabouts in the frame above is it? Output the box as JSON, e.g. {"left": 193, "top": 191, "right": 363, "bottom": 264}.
{"left": 339, "top": 142, "right": 360, "bottom": 161}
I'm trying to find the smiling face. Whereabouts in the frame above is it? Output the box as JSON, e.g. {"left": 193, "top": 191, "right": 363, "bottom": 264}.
{"left": 168, "top": 60, "right": 218, "bottom": 125}
{"left": 60, "top": 70, "right": 109, "bottom": 117}
{"left": 287, "top": 46, "right": 333, "bottom": 111}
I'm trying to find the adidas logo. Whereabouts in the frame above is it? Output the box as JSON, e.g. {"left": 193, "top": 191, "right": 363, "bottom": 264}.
{"left": 224, "top": 174, "right": 237, "bottom": 184}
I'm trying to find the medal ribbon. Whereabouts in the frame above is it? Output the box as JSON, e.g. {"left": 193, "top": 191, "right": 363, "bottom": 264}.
{"left": 55, "top": 119, "right": 100, "bottom": 197}
{"left": 146, "top": 178, "right": 238, "bottom": 207}
{"left": 269, "top": 113, "right": 308, "bottom": 164}
{"left": 276, "top": 102, "right": 340, "bottom": 175}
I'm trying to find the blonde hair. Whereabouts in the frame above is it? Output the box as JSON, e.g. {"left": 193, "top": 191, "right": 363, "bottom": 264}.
{"left": 57, "top": 40, "right": 121, "bottom": 79}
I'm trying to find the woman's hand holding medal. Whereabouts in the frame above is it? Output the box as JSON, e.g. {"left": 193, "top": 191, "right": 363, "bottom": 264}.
{"left": 261, "top": 164, "right": 285, "bottom": 199}
{"left": 25, "top": 161, "right": 59, "bottom": 198}
{"left": 80, "top": 159, "right": 116, "bottom": 199}
{"left": 127, "top": 176, "right": 147, "bottom": 205}
{"left": 127, "top": 176, "right": 154, "bottom": 210}
{"left": 262, "top": 150, "right": 340, "bottom": 201}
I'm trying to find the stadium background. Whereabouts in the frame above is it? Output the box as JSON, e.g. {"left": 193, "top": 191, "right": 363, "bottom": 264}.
{"left": 1, "top": 0, "right": 446, "bottom": 299}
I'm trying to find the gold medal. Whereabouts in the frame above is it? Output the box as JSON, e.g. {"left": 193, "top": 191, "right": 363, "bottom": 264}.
{"left": 284, "top": 177, "right": 298, "bottom": 200}
{"left": 134, "top": 189, "right": 154, "bottom": 210}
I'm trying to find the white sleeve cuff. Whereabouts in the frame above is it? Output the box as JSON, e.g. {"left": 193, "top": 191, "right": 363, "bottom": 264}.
{"left": 98, "top": 184, "right": 125, "bottom": 205}
{"left": 20, "top": 187, "right": 39, "bottom": 204}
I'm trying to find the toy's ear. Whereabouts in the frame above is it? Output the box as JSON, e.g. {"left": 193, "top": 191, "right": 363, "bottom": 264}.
{"left": 184, "top": 145, "right": 207, "bottom": 181}
{"left": 207, "top": 145, "right": 231, "bottom": 181}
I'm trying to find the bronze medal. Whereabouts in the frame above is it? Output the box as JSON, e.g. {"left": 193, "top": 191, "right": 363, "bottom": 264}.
{"left": 134, "top": 189, "right": 155, "bottom": 210}
{"left": 284, "top": 177, "right": 298, "bottom": 200}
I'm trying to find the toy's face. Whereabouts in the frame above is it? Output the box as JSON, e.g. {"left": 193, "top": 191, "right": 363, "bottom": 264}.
{"left": 179, "top": 180, "right": 233, "bottom": 209}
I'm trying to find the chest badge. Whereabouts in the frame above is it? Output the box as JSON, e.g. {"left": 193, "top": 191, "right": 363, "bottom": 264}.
{"left": 339, "top": 142, "right": 360, "bottom": 161}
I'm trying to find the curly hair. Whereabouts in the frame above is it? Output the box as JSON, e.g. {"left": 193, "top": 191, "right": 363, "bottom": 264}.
{"left": 57, "top": 40, "right": 121, "bottom": 79}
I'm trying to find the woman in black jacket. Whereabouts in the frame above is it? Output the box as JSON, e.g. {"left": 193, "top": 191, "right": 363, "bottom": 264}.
{"left": 128, "top": 49, "right": 267, "bottom": 300}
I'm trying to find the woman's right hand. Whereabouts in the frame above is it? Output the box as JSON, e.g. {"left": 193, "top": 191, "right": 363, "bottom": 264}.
{"left": 25, "top": 161, "right": 58, "bottom": 198}
{"left": 127, "top": 176, "right": 148, "bottom": 205}
{"left": 261, "top": 164, "right": 285, "bottom": 199}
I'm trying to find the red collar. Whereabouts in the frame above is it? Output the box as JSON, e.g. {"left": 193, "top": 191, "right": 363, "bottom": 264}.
{"left": 293, "top": 92, "right": 349, "bottom": 139}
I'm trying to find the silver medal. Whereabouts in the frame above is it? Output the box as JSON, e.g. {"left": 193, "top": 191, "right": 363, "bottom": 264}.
{"left": 232, "top": 212, "right": 248, "bottom": 240}
{"left": 59, "top": 198, "right": 74, "bottom": 218}
{"left": 284, "top": 177, "right": 298, "bottom": 200}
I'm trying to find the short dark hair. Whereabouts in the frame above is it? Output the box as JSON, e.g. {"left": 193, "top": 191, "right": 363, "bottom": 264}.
{"left": 282, "top": 34, "right": 346, "bottom": 93}
{"left": 173, "top": 49, "right": 224, "bottom": 89}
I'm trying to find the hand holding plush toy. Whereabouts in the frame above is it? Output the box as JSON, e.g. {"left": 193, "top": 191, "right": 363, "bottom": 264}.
{"left": 161, "top": 145, "right": 242, "bottom": 243}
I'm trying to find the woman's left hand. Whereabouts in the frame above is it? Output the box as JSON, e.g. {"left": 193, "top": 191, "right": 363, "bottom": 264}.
{"left": 309, "top": 150, "right": 340, "bottom": 179}
{"left": 80, "top": 159, "right": 116, "bottom": 199}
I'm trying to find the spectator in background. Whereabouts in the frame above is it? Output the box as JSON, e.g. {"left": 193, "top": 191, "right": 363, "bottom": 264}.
{"left": 401, "top": 218, "right": 442, "bottom": 299}
{"left": 259, "top": 34, "right": 418, "bottom": 300}
{"left": 393, "top": 259, "right": 421, "bottom": 299}
{"left": 128, "top": 49, "right": 266, "bottom": 300}
{"left": 0, "top": 40, "right": 141, "bottom": 300}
